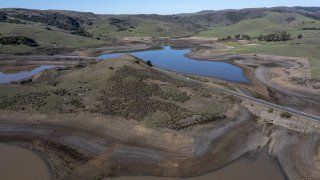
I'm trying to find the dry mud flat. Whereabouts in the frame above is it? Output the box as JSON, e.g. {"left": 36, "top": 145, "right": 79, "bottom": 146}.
{"left": 0, "top": 109, "right": 268, "bottom": 179}
{"left": 1, "top": 107, "right": 319, "bottom": 180}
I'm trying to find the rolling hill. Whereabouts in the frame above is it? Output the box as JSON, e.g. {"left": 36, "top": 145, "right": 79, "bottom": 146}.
{"left": 0, "top": 7, "right": 319, "bottom": 55}
{"left": 196, "top": 11, "right": 320, "bottom": 38}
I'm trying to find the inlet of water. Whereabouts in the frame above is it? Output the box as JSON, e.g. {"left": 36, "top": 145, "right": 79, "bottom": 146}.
{"left": 0, "top": 143, "right": 50, "bottom": 180}
{"left": 0, "top": 65, "right": 61, "bottom": 84}
{"left": 100, "top": 46, "right": 249, "bottom": 83}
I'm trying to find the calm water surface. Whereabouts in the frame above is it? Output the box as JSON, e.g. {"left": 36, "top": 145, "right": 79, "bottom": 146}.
{"left": 100, "top": 46, "right": 249, "bottom": 83}
{"left": 0, "top": 143, "right": 50, "bottom": 180}
{"left": 0, "top": 65, "right": 60, "bottom": 84}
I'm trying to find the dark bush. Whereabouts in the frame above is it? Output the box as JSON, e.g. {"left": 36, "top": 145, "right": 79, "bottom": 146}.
{"left": 0, "top": 36, "right": 38, "bottom": 47}
{"left": 146, "top": 60, "right": 153, "bottom": 67}
{"left": 0, "top": 12, "right": 7, "bottom": 22}
{"left": 20, "top": 79, "right": 33, "bottom": 85}
{"left": 109, "top": 17, "right": 135, "bottom": 31}
{"left": 280, "top": 112, "right": 292, "bottom": 118}
{"left": 71, "top": 28, "right": 92, "bottom": 37}
{"left": 301, "top": 27, "right": 320, "bottom": 30}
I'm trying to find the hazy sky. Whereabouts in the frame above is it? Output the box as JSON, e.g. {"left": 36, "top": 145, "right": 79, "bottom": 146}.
{"left": 0, "top": 0, "right": 319, "bottom": 14}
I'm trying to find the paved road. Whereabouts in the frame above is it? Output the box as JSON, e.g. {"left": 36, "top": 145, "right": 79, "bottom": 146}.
{"left": 152, "top": 66, "right": 320, "bottom": 122}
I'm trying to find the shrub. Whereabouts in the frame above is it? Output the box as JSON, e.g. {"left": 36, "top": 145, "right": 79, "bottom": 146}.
{"left": 280, "top": 112, "right": 292, "bottom": 118}
{"left": 71, "top": 28, "right": 92, "bottom": 37}
{"left": 146, "top": 60, "right": 153, "bottom": 67}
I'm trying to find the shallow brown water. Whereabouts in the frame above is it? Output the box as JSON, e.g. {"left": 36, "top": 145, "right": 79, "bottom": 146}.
{"left": 0, "top": 143, "right": 50, "bottom": 180}
{"left": 108, "top": 148, "right": 286, "bottom": 180}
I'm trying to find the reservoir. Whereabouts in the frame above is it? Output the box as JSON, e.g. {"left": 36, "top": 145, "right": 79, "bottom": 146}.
{"left": 100, "top": 46, "right": 249, "bottom": 83}
{"left": 0, "top": 143, "right": 50, "bottom": 180}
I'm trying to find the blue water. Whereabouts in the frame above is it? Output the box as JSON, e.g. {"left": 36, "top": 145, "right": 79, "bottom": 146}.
{"left": 0, "top": 65, "right": 60, "bottom": 84}
{"left": 100, "top": 46, "right": 249, "bottom": 83}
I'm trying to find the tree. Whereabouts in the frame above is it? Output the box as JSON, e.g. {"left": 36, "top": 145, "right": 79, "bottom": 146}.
{"left": 286, "top": 33, "right": 291, "bottom": 40}
{"left": 235, "top": 34, "right": 241, "bottom": 40}
{"left": 298, "top": 34, "right": 303, "bottom": 39}
{"left": 242, "top": 34, "right": 251, "bottom": 40}
{"left": 0, "top": 12, "right": 7, "bottom": 22}
{"left": 258, "top": 35, "right": 264, "bottom": 41}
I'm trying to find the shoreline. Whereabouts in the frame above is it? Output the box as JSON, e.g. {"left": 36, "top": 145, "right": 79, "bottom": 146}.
{"left": 0, "top": 108, "right": 272, "bottom": 179}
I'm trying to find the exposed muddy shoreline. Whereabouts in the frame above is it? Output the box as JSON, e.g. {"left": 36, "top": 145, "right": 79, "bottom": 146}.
{"left": 0, "top": 108, "right": 276, "bottom": 179}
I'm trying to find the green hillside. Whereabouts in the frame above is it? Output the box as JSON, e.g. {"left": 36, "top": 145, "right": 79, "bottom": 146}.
{"left": 0, "top": 22, "right": 107, "bottom": 54}
{"left": 197, "top": 12, "right": 320, "bottom": 38}
{"left": 195, "top": 11, "right": 320, "bottom": 79}
{"left": 87, "top": 16, "right": 195, "bottom": 38}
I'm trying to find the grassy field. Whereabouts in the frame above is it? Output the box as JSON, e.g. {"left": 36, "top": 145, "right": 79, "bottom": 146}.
{"left": 196, "top": 12, "right": 320, "bottom": 38}
{"left": 0, "top": 44, "right": 34, "bottom": 54}
{"left": 0, "top": 58, "right": 233, "bottom": 130}
{"left": 0, "top": 22, "right": 107, "bottom": 54}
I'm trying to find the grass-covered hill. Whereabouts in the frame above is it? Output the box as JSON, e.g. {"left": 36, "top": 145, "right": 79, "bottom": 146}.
{"left": 0, "top": 57, "right": 235, "bottom": 130}
{"left": 0, "top": 7, "right": 319, "bottom": 55}
{"left": 196, "top": 11, "right": 320, "bottom": 38}
{"left": 193, "top": 7, "right": 320, "bottom": 80}
{"left": 0, "top": 8, "right": 197, "bottom": 54}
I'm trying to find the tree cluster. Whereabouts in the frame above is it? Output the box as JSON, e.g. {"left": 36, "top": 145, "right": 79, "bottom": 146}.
{"left": 234, "top": 34, "right": 251, "bottom": 40}
{"left": 109, "top": 17, "right": 136, "bottom": 32}
{"left": 0, "top": 12, "right": 7, "bottom": 22}
{"left": 71, "top": 28, "right": 92, "bottom": 38}
{"left": 219, "top": 34, "right": 251, "bottom": 41}
{"left": 11, "top": 13, "right": 85, "bottom": 31}
{"left": 280, "top": 112, "right": 292, "bottom": 118}
{"left": 301, "top": 27, "right": 320, "bottom": 30}
{"left": 0, "top": 36, "right": 38, "bottom": 47}
{"left": 257, "top": 31, "right": 291, "bottom": 42}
